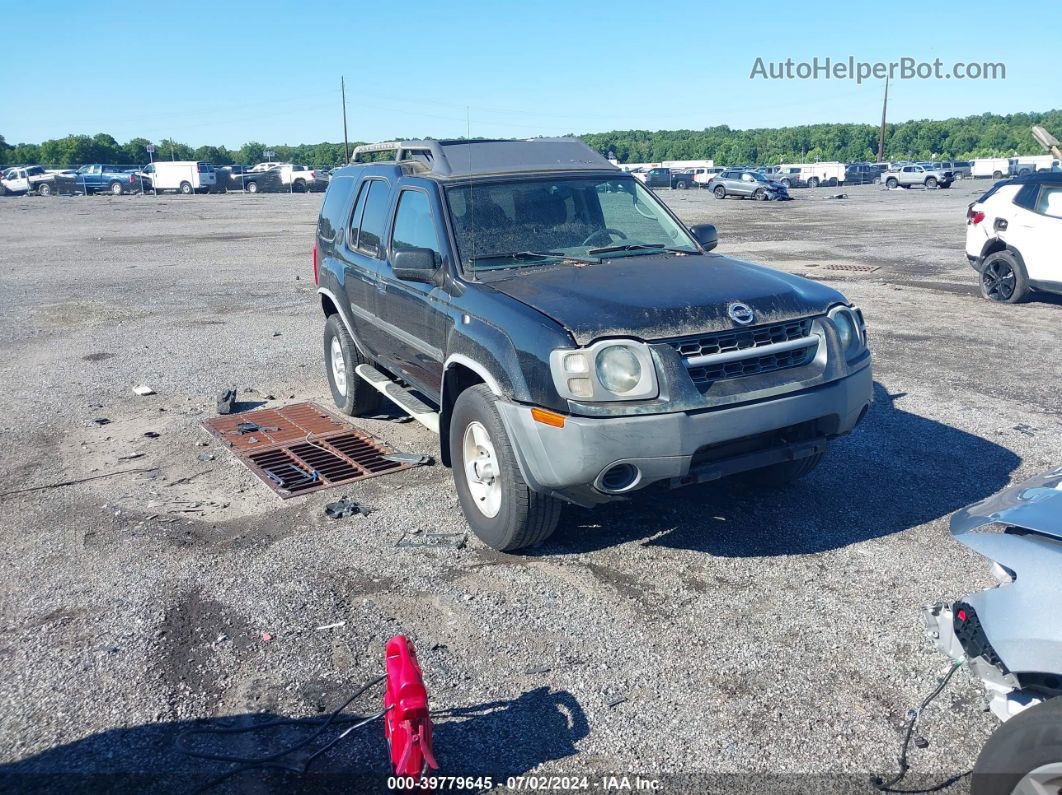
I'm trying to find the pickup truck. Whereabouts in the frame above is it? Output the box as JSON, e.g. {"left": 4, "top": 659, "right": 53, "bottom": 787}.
{"left": 73, "top": 164, "right": 143, "bottom": 195}
{"left": 314, "top": 138, "right": 872, "bottom": 550}
{"left": 881, "top": 163, "right": 953, "bottom": 189}
{"left": 278, "top": 164, "right": 327, "bottom": 192}
{"left": 644, "top": 167, "right": 693, "bottom": 190}
{"left": 1, "top": 165, "right": 60, "bottom": 196}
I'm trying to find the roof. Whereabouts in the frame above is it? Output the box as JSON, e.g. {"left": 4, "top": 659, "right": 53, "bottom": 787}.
{"left": 1006, "top": 170, "right": 1062, "bottom": 184}
{"left": 350, "top": 138, "right": 617, "bottom": 179}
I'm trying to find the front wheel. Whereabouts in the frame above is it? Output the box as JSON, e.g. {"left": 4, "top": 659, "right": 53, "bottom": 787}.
{"left": 674, "top": 180, "right": 687, "bottom": 190}
{"left": 451, "top": 385, "right": 562, "bottom": 551}
{"left": 713, "top": 185, "right": 726, "bottom": 199}
{"left": 738, "top": 452, "right": 824, "bottom": 486}
{"left": 886, "top": 177, "right": 898, "bottom": 189}
{"left": 972, "top": 698, "right": 1062, "bottom": 795}
{"left": 925, "top": 176, "right": 938, "bottom": 189}
{"left": 780, "top": 179, "right": 791, "bottom": 188}
{"left": 980, "top": 250, "right": 1030, "bottom": 304}
{"left": 807, "top": 177, "right": 820, "bottom": 188}
{"left": 323, "top": 314, "right": 380, "bottom": 416}
{"left": 753, "top": 187, "right": 766, "bottom": 201}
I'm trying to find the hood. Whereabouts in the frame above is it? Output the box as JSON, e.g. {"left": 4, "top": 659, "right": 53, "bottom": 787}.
{"left": 951, "top": 465, "right": 1062, "bottom": 540}
{"left": 765, "top": 180, "right": 787, "bottom": 190}
{"left": 482, "top": 253, "right": 844, "bottom": 344}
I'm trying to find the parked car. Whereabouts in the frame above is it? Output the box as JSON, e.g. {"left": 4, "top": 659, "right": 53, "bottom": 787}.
{"left": 314, "top": 138, "right": 870, "bottom": 550}
{"left": 239, "top": 168, "right": 284, "bottom": 194}
{"left": 973, "top": 158, "right": 1011, "bottom": 179}
{"left": 922, "top": 465, "right": 1062, "bottom": 795}
{"left": 881, "top": 163, "right": 953, "bottom": 189}
{"left": 772, "top": 166, "right": 806, "bottom": 188}
{"left": 777, "top": 162, "right": 846, "bottom": 188}
{"left": 843, "top": 163, "right": 880, "bottom": 185}
{"left": 72, "top": 164, "right": 144, "bottom": 195}
{"left": 692, "top": 166, "right": 725, "bottom": 187}
{"left": 1, "top": 165, "right": 60, "bottom": 195}
{"left": 707, "top": 169, "right": 791, "bottom": 200}
{"left": 250, "top": 161, "right": 283, "bottom": 172}
{"left": 644, "top": 167, "right": 693, "bottom": 190}
{"left": 276, "top": 164, "right": 327, "bottom": 192}
{"left": 140, "top": 161, "right": 217, "bottom": 194}
{"left": 965, "top": 171, "right": 1062, "bottom": 303}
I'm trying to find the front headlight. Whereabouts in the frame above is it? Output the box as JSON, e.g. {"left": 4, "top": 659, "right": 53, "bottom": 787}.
{"left": 550, "top": 340, "right": 658, "bottom": 402}
{"left": 828, "top": 305, "right": 866, "bottom": 360}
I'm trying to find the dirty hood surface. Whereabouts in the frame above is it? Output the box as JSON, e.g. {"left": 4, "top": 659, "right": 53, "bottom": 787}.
{"left": 484, "top": 253, "right": 845, "bottom": 344}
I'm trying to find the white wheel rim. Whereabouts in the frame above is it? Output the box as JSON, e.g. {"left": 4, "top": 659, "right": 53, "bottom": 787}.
{"left": 462, "top": 421, "right": 502, "bottom": 518}
{"left": 330, "top": 337, "right": 347, "bottom": 396}
{"left": 1013, "top": 762, "right": 1062, "bottom": 795}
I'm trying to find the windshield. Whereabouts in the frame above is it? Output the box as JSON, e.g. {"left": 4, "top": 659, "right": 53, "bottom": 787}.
{"left": 748, "top": 172, "right": 769, "bottom": 182}
{"left": 445, "top": 175, "right": 698, "bottom": 274}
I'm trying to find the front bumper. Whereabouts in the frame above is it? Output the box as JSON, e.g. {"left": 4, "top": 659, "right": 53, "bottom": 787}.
{"left": 497, "top": 363, "right": 872, "bottom": 506}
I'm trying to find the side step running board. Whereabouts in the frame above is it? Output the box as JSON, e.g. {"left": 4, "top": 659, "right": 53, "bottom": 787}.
{"left": 354, "top": 364, "right": 440, "bottom": 434}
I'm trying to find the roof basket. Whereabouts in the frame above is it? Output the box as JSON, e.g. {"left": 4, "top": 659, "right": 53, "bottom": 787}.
{"left": 349, "top": 138, "right": 615, "bottom": 178}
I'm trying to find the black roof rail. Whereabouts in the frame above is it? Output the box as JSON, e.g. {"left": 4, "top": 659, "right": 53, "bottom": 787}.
{"left": 350, "top": 138, "right": 616, "bottom": 178}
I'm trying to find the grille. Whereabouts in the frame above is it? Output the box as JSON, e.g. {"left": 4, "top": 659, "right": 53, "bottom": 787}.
{"left": 662, "top": 318, "right": 817, "bottom": 389}
{"left": 666, "top": 318, "right": 813, "bottom": 358}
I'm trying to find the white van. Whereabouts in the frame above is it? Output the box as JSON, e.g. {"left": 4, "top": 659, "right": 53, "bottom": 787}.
{"left": 778, "top": 162, "right": 847, "bottom": 187}
{"left": 972, "top": 158, "right": 1011, "bottom": 179}
{"left": 140, "top": 161, "right": 217, "bottom": 194}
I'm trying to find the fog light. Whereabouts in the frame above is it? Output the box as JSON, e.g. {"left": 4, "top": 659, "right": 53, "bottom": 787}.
{"left": 567, "top": 377, "right": 592, "bottom": 398}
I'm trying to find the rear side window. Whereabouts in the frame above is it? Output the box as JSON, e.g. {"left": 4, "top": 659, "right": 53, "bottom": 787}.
{"left": 391, "top": 190, "right": 441, "bottom": 262}
{"left": 318, "top": 176, "right": 357, "bottom": 243}
{"left": 1034, "top": 184, "right": 1062, "bottom": 218}
{"left": 356, "top": 180, "right": 391, "bottom": 257}
{"left": 1014, "top": 182, "right": 1040, "bottom": 210}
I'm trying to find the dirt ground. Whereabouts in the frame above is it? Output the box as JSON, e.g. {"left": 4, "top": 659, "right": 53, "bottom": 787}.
{"left": 0, "top": 183, "right": 1059, "bottom": 793}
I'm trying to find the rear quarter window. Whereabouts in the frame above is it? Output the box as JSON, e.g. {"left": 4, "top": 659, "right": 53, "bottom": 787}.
{"left": 317, "top": 176, "right": 357, "bottom": 245}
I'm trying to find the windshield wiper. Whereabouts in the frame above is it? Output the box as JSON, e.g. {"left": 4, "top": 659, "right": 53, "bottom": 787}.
{"left": 469, "top": 250, "right": 600, "bottom": 267}
{"left": 589, "top": 243, "right": 694, "bottom": 256}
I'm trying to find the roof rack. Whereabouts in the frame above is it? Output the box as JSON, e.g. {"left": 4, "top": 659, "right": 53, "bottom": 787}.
{"left": 350, "top": 138, "right": 616, "bottom": 179}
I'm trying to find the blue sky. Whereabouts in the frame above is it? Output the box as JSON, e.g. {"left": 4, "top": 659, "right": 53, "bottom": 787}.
{"left": 2, "top": 0, "right": 1057, "bottom": 147}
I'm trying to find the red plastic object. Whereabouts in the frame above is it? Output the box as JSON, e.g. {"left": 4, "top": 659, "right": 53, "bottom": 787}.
{"left": 384, "top": 636, "right": 438, "bottom": 777}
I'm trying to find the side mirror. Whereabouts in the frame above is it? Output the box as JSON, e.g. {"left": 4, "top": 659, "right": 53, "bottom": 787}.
{"left": 689, "top": 223, "right": 718, "bottom": 252}
{"left": 392, "top": 247, "right": 438, "bottom": 282}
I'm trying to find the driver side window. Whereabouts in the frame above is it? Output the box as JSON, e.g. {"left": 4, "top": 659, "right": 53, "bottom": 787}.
{"left": 391, "top": 190, "right": 442, "bottom": 263}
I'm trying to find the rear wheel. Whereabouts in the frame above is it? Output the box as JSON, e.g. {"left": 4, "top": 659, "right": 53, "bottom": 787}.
{"left": 674, "top": 179, "right": 687, "bottom": 190}
{"left": 886, "top": 177, "right": 899, "bottom": 189}
{"left": 713, "top": 185, "right": 726, "bottom": 199}
{"left": 971, "top": 698, "right": 1062, "bottom": 795}
{"left": 738, "top": 452, "right": 824, "bottom": 486}
{"left": 807, "top": 177, "right": 820, "bottom": 188}
{"left": 780, "top": 179, "right": 791, "bottom": 188}
{"left": 323, "top": 314, "right": 379, "bottom": 416}
{"left": 36, "top": 182, "right": 52, "bottom": 196}
{"left": 993, "top": 170, "right": 1003, "bottom": 179}
{"left": 246, "top": 180, "right": 259, "bottom": 194}
{"left": 980, "top": 250, "right": 1030, "bottom": 304}
{"left": 109, "top": 181, "right": 124, "bottom": 195}
{"left": 293, "top": 179, "right": 306, "bottom": 193}
{"left": 179, "top": 181, "right": 192, "bottom": 194}
{"left": 450, "top": 385, "right": 562, "bottom": 551}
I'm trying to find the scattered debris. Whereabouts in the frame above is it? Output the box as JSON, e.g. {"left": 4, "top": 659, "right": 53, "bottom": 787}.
{"left": 260, "top": 632, "right": 273, "bottom": 643}
{"left": 196, "top": 452, "right": 216, "bottom": 462}
{"left": 396, "top": 531, "right": 467, "bottom": 549}
{"left": 324, "top": 496, "right": 366, "bottom": 519}
{"left": 0, "top": 467, "right": 159, "bottom": 498}
{"left": 118, "top": 453, "right": 146, "bottom": 461}
{"left": 525, "top": 664, "right": 552, "bottom": 674}
{"left": 272, "top": 331, "right": 282, "bottom": 337}
{"left": 217, "top": 387, "right": 237, "bottom": 415}
{"left": 827, "top": 193, "right": 848, "bottom": 200}
{"left": 382, "top": 452, "right": 434, "bottom": 466}
{"left": 143, "top": 431, "right": 160, "bottom": 439}
{"left": 92, "top": 418, "right": 111, "bottom": 426}
{"left": 607, "top": 695, "right": 628, "bottom": 708}
{"left": 914, "top": 736, "right": 929, "bottom": 749}
{"left": 133, "top": 385, "right": 156, "bottom": 396}
{"left": 1013, "top": 423, "right": 1037, "bottom": 437}
{"left": 165, "top": 470, "right": 212, "bottom": 487}
{"left": 316, "top": 621, "right": 346, "bottom": 631}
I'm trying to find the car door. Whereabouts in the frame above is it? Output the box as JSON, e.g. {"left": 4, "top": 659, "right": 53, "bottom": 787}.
{"left": 7, "top": 169, "right": 30, "bottom": 193}
{"left": 1013, "top": 183, "right": 1062, "bottom": 283}
{"left": 337, "top": 176, "right": 393, "bottom": 358}
{"left": 739, "top": 172, "right": 757, "bottom": 196}
{"left": 375, "top": 182, "right": 449, "bottom": 390}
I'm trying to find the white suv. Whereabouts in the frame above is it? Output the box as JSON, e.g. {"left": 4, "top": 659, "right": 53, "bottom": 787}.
{"left": 965, "top": 173, "right": 1062, "bottom": 303}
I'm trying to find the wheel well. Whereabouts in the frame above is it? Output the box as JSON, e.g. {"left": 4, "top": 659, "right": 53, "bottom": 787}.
{"left": 439, "top": 364, "right": 485, "bottom": 468}
{"left": 320, "top": 293, "right": 339, "bottom": 318}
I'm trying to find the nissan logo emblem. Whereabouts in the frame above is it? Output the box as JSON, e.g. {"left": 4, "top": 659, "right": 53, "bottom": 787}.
{"left": 728, "top": 302, "right": 755, "bottom": 325}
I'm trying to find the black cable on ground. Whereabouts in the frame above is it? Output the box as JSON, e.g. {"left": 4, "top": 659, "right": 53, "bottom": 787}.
{"left": 176, "top": 673, "right": 387, "bottom": 792}
{"left": 871, "top": 659, "right": 972, "bottom": 793}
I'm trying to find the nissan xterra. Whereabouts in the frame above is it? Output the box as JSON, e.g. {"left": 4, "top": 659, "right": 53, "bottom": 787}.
{"left": 313, "top": 139, "right": 872, "bottom": 551}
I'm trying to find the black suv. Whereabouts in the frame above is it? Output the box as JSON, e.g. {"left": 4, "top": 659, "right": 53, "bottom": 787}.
{"left": 314, "top": 139, "right": 872, "bottom": 551}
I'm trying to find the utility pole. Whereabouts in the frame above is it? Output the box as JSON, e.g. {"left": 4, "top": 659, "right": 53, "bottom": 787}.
{"left": 341, "top": 76, "right": 350, "bottom": 163}
{"left": 876, "top": 76, "right": 889, "bottom": 163}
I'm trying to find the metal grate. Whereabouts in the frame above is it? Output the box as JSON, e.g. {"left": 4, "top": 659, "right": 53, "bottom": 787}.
{"left": 686, "top": 345, "right": 816, "bottom": 388}
{"left": 202, "top": 402, "right": 413, "bottom": 498}
{"left": 662, "top": 318, "right": 813, "bottom": 358}
{"left": 826, "top": 264, "right": 879, "bottom": 273}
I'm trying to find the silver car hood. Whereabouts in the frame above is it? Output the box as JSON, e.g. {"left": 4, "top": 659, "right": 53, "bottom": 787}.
{"left": 951, "top": 465, "right": 1062, "bottom": 539}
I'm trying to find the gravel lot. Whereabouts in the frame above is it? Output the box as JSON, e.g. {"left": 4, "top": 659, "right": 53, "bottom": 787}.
{"left": 1, "top": 184, "right": 1059, "bottom": 793}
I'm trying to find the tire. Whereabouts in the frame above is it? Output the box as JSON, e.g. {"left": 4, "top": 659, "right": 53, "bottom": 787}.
{"left": 780, "top": 179, "right": 791, "bottom": 188}
{"left": 246, "top": 180, "right": 258, "bottom": 194}
{"left": 886, "top": 177, "right": 899, "bottom": 189}
{"left": 109, "top": 181, "right": 124, "bottom": 195}
{"left": 36, "top": 183, "right": 52, "bottom": 196}
{"left": 713, "top": 185, "right": 726, "bottom": 199}
{"left": 807, "top": 177, "right": 820, "bottom": 188}
{"left": 450, "top": 384, "right": 562, "bottom": 551}
{"left": 753, "top": 188, "right": 766, "bottom": 201}
{"left": 980, "top": 249, "right": 1030, "bottom": 304}
{"left": 293, "top": 179, "right": 306, "bottom": 193}
{"left": 179, "top": 181, "right": 192, "bottom": 194}
{"left": 738, "top": 452, "right": 824, "bottom": 487}
{"left": 993, "top": 171, "right": 1003, "bottom": 179}
{"left": 971, "top": 698, "right": 1062, "bottom": 795}
{"left": 926, "top": 176, "right": 938, "bottom": 189}
{"left": 323, "top": 313, "right": 379, "bottom": 416}
{"left": 674, "top": 180, "right": 687, "bottom": 190}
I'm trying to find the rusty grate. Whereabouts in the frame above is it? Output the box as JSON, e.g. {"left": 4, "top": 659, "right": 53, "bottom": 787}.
{"left": 826, "top": 264, "right": 879, "bottom": 273}
{"left": 201, "top": 402, "right": 413, "bottom": 498}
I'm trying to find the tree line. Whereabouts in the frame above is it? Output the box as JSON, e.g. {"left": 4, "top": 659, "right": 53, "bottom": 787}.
{"left": 2, "top": 109, "right": 1059, "bottom": 168}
